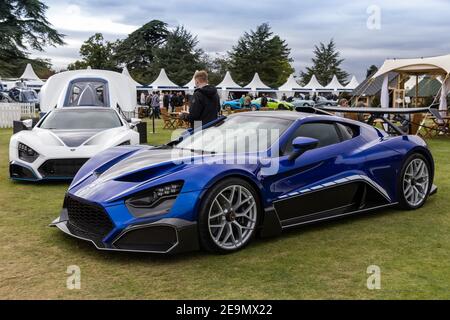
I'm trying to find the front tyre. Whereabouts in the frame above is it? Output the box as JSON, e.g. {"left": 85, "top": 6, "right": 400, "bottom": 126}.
{"left": 198, "top": 178, "right": 260, "bottom": 253}
{"left": 398, "top": 153, "right": 431, "bottom": 210}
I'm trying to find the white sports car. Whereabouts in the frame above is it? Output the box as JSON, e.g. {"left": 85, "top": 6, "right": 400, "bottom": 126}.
{"left": 9, "top": 69, "right": 141, "bottom": 181}
{"left": 9, "top": 107, "right": 140, "bottom": 181}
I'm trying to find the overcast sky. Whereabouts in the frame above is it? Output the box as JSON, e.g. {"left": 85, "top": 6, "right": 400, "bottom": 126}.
{"left": 33, "top": 0, "right": 450, "bottom": 82}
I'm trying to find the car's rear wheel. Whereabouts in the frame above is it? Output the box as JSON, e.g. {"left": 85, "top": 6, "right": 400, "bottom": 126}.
{"left": 198, "top": 178, "right": 260, "bottom": 253}
{"left": 398, "top": 153, "right": 431, "bottom": 210}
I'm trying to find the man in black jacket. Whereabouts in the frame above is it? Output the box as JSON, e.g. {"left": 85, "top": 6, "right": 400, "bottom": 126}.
{"left": 184, "top": 70, "right": 220, "bottom": 128}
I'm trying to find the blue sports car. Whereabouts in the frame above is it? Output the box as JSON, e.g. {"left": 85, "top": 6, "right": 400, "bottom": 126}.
{"left": 51, "top": 111, "right": 437, "bottom": 254}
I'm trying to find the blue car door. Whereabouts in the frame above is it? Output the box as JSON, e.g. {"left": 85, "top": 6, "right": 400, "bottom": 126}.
{"left": 261, "top": 121, "right": 365, "bottom": 226}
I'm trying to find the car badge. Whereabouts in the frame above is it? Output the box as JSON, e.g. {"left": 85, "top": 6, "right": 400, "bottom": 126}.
{"left": 70, "top": 148, "right": 76, "bottom": 152}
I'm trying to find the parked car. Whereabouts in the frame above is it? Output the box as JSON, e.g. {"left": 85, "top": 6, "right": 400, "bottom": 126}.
{"left": 9, "top": 69, "right": 143, "bottom": 181}
{"left": 292, "top": 96, "right": 337, "bottom": 109}
{"left": 222, "top": 99, "right": 259, "bottom": 111}
{"left": 51, "top": 111, "right": 436, "bottom": 254}
{"left": 251, "top": 97, "right": 294, "bottom": 110}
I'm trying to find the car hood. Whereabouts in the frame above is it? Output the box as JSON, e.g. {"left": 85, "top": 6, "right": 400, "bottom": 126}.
{"left": 52, "top": 129, "right": 102, "bottom": 147}
{"left": 69, "top": 146, "right": 262, "bottom": 203}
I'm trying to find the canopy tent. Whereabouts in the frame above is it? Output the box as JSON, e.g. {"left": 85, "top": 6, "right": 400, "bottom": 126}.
{"left": 344, "top": 75, "right": 359, "bottom": 91}
{"left": 216, "top": 71, "right": 246, "bottom": 102}
{"left": 216, "top": 71, "right": 242, "bottom": 90}
{"left": 406, "top": 76, "right": 444, "bottom": 97}
{"left": 324, "top": 75, "right": 345, "bottom": 91}
{"left": 149, "top": 68, "right": 181, "bottom": 91}
{"left": 19, "top": 63, "right": 44, "bottom": 89}
{"left": 245, "top": 73, "right": 275, "bottom": 93}
{"left": 302, "top": 75, "right": 324, "bottom": 92}
{"left": 371, "top": 54, "right": 450, "bottom": 112}
{"left": 122, "top": 66, "right": 143, "bottom": 88}
{"left": 278, "top": 74, "right": 303, "bottom": 93}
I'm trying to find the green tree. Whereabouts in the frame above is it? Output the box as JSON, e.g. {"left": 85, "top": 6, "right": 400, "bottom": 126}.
{"left": 0, "top": 0, "right": 64, "bottom": 77}
{"left": 115, "top": 20, "right": 168, "bottom": 83}
{"left": 227, "top": 23, "right": 293, "bottom": 88}
{"left": 67, "top": 33, "right": 118, "bottom": 70}
{"left": 366, "top": 64, "right": 378, "bottom": 78}
{"left": 201, "top": 54, "right": 229, "bottom": 86}
{"left": 300, "top": 39, "right": 348, "bottom": 86}
{"left": 151, "top": 25, "right": 205, "bottom": 85}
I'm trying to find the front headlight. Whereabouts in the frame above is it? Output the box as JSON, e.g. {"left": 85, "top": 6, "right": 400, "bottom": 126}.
{"left": 125, "top": 182, "right": 184, "bottom": 218}
{"left": 18, "top": 143, "right": 39, "bottom": 163}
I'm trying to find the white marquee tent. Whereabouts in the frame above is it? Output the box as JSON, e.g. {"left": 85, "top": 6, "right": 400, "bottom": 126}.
{"left": 19, "top": 63, "right": 44, "bottom": 89}
{"left": 371, "top": 54, "right": 450, "bottom": 112}
{"left": 344, "top": 75, "right": 360, "bottom": 91}
{"left": 216, "top": 71, "right": 245, "bottom": 102}
{"left": 184, "top": 70, "right": 198, "bottom": 93}
{"left": 216, "top": 71, "right": 242, "bottom": 90}
{"left": 324, "top": 75, "right": 345, "bottom": 91}
{"left": 149, "top": 68, "right": 181, "bottom": 91}
{"left": 245, "top": 73, "right": 275, "bottom": 93}
{"left": 302, "top": 75, "right": 324, "bottom": 92}
{"left": 277, "top": 74, "right": 303, "bottom": 99}
{"left": 122, "top": 66, "right": 142, "bottom": 88}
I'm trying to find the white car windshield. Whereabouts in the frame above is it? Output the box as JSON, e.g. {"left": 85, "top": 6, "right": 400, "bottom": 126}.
{"left": 40, "top": 109, "right": 122, "bottom": 130}
{"left": 176, "top": 115, "right": 292, "bottom": 154}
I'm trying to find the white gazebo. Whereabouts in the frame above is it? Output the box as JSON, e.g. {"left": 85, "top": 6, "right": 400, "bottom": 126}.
{"left": 344, "top": 75, "right": 359, "bottom": 91}
{"left": 184, "top": 70, "right": 198, "bottom": 94}
{"left": 245, "top": 73, "right": 274, "bottom": 94}
{"left": 324, "top": 75, "right": 345, "bottom": 92}
{"left": 149, "top": 68, "right": 181, "bottom": 91}
{"left": 19, "top": 63, "right": 44, "bottom": 89}
{"left": 371, "top": 54, "right": 450, "bottom": 112}
{"left": 302, "top": 75, "right": 324, "bottom": 92}
{"left": 277, "top": 74, "right": 304, "bottom": 99}
{"left": 122, "top": 66, "right": 143, "bottom": 89}
{"left": 216, "top": 71, "right": 244, "bottom": 102}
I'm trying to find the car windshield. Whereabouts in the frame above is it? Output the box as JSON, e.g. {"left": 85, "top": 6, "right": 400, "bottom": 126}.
{"left": 176, "top": 115, "right": 292, "bottom": 154}
{"left": 40, "top": 109, "right": 122, "bottom": 130}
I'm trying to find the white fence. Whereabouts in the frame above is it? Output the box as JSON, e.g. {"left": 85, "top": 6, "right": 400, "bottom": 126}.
{"left": 0, "top": 103, "right": 36, "bottom": 128}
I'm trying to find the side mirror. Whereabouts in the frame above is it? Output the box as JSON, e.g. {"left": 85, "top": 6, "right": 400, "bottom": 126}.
{"left": 23, "top": 119, "right": 33, "bottom": 129}
{"left": 129, "top": 118, "right": 141, "bottom": 128}
{"left": 288, "top": 137, "right": 318, "bottom": 161}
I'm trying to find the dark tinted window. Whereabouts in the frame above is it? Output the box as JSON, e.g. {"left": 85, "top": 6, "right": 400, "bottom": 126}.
{"left": 284, "top": 122, "right": 341, "bottom": 154}
{"left": 336, "top": 123, "right": 358, "bottom": 141}
{"left": 40, "top": 109, "right": 122, "bottom": 130}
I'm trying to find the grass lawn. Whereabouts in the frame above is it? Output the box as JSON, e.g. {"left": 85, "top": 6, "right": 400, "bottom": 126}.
{"left": 0, "top": 119, "right": 449, "bottom": 299}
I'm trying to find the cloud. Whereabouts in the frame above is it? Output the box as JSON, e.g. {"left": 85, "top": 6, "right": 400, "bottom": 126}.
{"left": 31, "top": 0, "right": 450, "bottom": 81}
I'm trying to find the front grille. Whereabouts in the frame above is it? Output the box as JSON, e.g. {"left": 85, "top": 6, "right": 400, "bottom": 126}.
{"left": 66, "top": 196, "right": 114, "bottom": 239}
{"left": 38, "top": 159, "right": 89, "bottom": 178}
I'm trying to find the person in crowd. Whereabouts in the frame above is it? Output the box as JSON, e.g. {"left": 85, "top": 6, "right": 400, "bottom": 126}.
{"left": 336, "top": 98, "right": 348, "bottom": 117}
{"left": 239, "top": 94, "right": 245, "bottom": 108}
{"left": 182, "top": 70, "right": 220, "bottom": 128}
{"left": 151, "top": 91, "right": 161, "bottom": 119}
{"left": 261, "top": 93, "right": 268, "bottom": 108}
{"left": 281, "top": 93, "right": 287, "bottom": 101}
{"left": 140, "top": 92, "right": 146, "bottom": 105}
{"left": 244, "top": 95, "right": 252, "bottom": 108}
{"left": 163, "top": 92, "right": 170, "bottom": 110}
{"left": 177, "top": 92, "right": 184, "bottom": 108}
{"left": 170, "top": 93, "right": 178, "bottom": 112}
